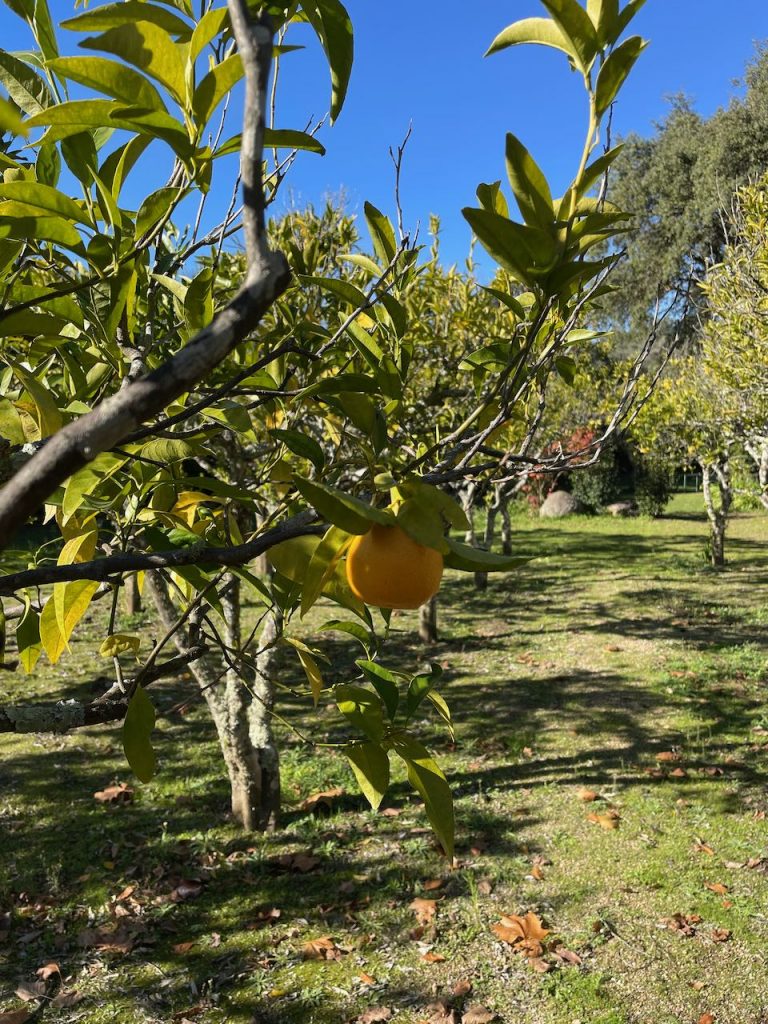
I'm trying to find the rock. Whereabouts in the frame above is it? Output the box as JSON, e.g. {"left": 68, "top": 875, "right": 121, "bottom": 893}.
{"left": 605, "top": 501, "right": 638, "bottom": 517}
{"left": 539, "top": 491, "right": 584, "bottom": 518}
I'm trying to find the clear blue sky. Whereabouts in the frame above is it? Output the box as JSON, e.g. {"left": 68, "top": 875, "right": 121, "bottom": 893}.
{"left": 6, "top": 1, "right": 768, "bottom": 270}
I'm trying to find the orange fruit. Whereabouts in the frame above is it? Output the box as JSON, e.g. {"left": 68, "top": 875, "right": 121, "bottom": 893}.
{"left": 345, "top": 524, "right": 444, "bottom": 609}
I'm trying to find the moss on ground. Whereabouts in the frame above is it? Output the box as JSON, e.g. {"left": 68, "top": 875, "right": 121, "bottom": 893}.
{"left": 1, "top": 494, "right": 767, "bottom": 1023}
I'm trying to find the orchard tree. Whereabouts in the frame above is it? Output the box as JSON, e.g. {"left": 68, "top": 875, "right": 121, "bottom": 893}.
{"left": 0, "top": 0, "right": 656, "bottom": 855}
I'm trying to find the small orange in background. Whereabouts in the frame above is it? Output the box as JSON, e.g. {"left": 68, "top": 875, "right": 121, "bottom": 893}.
{"left": 345, "top": 524, "right": 443, "bottom": 609}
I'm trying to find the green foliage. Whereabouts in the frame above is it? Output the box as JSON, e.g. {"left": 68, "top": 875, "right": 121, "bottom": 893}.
{"left": 634, "top": 456, "right": 672, "bottom": 517}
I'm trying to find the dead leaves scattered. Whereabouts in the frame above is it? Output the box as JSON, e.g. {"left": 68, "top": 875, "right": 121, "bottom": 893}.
{"left": 704, "top": 882, "right": 729, "bottom": 896}
{"left": 461, "top": 1006, "right": 497, "bottom": 1024}
{"left": 356, "top": 1009, "right": 393, "bottom": 1024}
{"left": 301, "top": 935, "right": 339, "bottom": 960}
{"left": 587, "top": 809, "right": 621, "bottom": 830}
{"left": 273, "top": 851, "right": 320, "bottom": 873}
{"left": 0, "top": 1011, "right": 31, "bottom": 1024}
{"left": 299, "top": 787, "right": 344, "bottom": 813}
{"left": 660, "top": 912, "right": 702, "bottom": 937}
{"left": 491, "top": 911, "right": 550, "bottom": 958}
{"left": 577, "top": 788, "right": 600, "bottom": 802}
{"left": 410, "top": 898, "right": 439, "bottom": 926}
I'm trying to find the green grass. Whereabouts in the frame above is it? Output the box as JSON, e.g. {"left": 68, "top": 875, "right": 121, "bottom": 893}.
{"left": 2, "top": 494, "right": 768, "bottom": 1023}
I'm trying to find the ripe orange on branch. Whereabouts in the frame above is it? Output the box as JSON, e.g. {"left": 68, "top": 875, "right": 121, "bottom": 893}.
{"left": 345, "top": 524, "right": 444, "bottom": 609}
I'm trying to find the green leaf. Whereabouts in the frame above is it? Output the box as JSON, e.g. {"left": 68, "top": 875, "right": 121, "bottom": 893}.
{"left": 481, "top": 285, "right": 526, "bottom": 319}
{"left": 61, "top": 1, "right": 192, "bottom": 36}
{"left": 100, "top": 633, "right": 141, "bottom": 658}
{"left": 263, "top": 128, "right": 325, "bottom": 155}
{"left": 395, "top": 497, "right": 447, "bottom": 552}
{"left": 192, "top": 52, "right": 243, "bottom": 128}
{"left": 363, "top": 201, "right": 396, "bottom": 264}
{"left": 184, "top": 266, "right": 214, "bottom": 333}
{"left": 81, "top": 22, "right": 188, "bottom": 106}
{"left": 405, "top": 663, "right": 443, "bottom": 718}
{"left": 0, "top": 48, "right": 53, "bottom": 114}
{"left": 301, "top": 274, "right": 368, "bottom": 309}
{"left": 393, "top": 737, "right": 454, "bottom": 859}
{"left": 485, "top": 17, "right": 573, "bottom": 60}
{"left": 15, "top": 599, "right": 41, "bottom": 673}
{"left": 616, "top": 0, "right": 648, "bottom": 36}
{"left": 123, "top": 685, "right": 156, "bottom": 783}
{"left": 8, "top": 362, "right": 62, "bottom": 436}
{"left": 574, "top": 143, "right": 624, "bottom": 197}
{"left": 539, "top": 0, "right": 599, "bottom": 71}
{"left": 443, "top": 537, "right": 530, "bottom": 572}
{"left": 297, "top": 648, "right": 324, "bottom": 705}
{"left": 335, "top": 683, "right": 385, "bottom": 742}
{"left": 319, "top": 618, "right": 372, "bottom": 653}
{"left": 356, "top": 660, "right": 402, "bottom": 721}
{"left": 294, "top": 477, "right": 395, "bottom": 535}
{"left": 25, "top": 100, "right": 193, "bottom": 157}
{"left": 270, "top": 428, "right": 325, "bottom": 472}
{"left": 47, "top": 56, "right": 167, "bottom": 112}
{"left": 301, "top": 524, "right": 352, "bottom": 617}
{"left": 0, "top": 210, "right": 85, "bottom": 254}
{"left": 301, "top": 0, "right": 354, "bottom": 122}
{"left": 505, "top": 133, "right": 554, "bottom": 228}
{"left": 476, "top": 180, "right": 509, "bottom": 218}
{"left": 0, "top": 397, "right": 25, "bottom": 443}
{"left": 189, "top": 6, "right": 229, "bottom": 64}
{"left": 0, "top": 181, "right": 89, "bottom": 225}
{"left": 344, "top": 741, "right": 389, "bottom": 810}
{"left": 594, "top": 36, "right": 647, "bottom": 116}
{"left": 427, "top": 690, "right": 455, "bottom": 743}
{"left": 587, "top": 0, "right": 618, "bottom": 45}
{"left": 0, "top": 95, "right": 25, "bottom": 136}
{"left": 54, "top": 579, "right": 99, "bottom": 648}
{"left": 463, "top": 207, "right": 559, "bottom": 282}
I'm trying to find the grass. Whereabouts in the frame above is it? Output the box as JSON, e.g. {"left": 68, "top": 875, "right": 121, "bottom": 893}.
{"left": 2, "top": 493, "right": 768, "bottom": 1023}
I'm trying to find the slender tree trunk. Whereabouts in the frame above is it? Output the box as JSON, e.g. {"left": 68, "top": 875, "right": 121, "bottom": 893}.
{"left": 123, "top": 574, "right": 142, "bottom": 616}
{"left": 419, "top": 595, "right": 439, "bottom": 644}
{"left": 744, "top": 438, "right": 768, "bottom": 510}
{"left": 702, "top": 459, "right": 732, "bottom": 568}
{"left": 500, "top": 492, "right": 513, "bottom": 555}
{"left": 475, "top": 488, "right": 501, "bottom": 591}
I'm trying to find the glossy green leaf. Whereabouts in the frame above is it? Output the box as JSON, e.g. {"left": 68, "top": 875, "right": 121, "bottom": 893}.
{"left": 263, "top": 128, "right": 326, "bottom": 155}
{"left": 616, "top": 0, "right": 648, "bottom": 36}
{"left": 0, "top": 211, "right": 84, "bottom": 254}
{"left": 192, "top": 52, "right": 243, "bottom": 127}
{"left": 505, "top": 133, "right": 554, "bottom": 227}
{"left": 25, "top": 100, "right": 192, "bottom": 156}
{"left": 294, "top": 477, "right": 395, "bottom": 535}
{"left": 301, "top": 274, "right": 368, "bottom": 309}
{"left": 270, "top": 428, "right": 325, "bottom": 472}
{"left": 184, "top": 266, "right": 214, "bottom": 332}
{"left": 443, "top": 537, "right": 529, "bottom": 572}
{"left": 0, "top": 47, "right": 53, "bottom": 114}
{"left": 405, "top": 663, "right": 443, "bottom": 718}
{"left": 99, "top": 633, "right": 141, "bottom": 658}
{"left": 587, "top": 0, "right": 618, "bottom": 45}
{"left": 48, "top": 56, "right": 167, "bottom": 112}
{"left": 123, "top": 685, "right": 156, "bottom": 783}
{"left": 486, "top": 17, "right": 572, "bottom": 60}
{"left": 344, "top": 741, "right": 389, "bottom": 810}
{"left": 0, "top": 95, "right": 24, "bottom": 136}
{"left": 0, "top": 181, "right": 89, "bottom": 225}
{"left": 297, "top": 648, "right": 324, "bottom": 705}
{"left": 81, "top": 22, "right": 188, "bottom": 105}
{"left": 463, "top": 207, "right": 559, "bottom": 281}
{"left": 594, "top": 36, "right": 647, "bottom": 116}
{"left": 61, "top": 1, "right": 191, "bottom": 35}
{"left": 54, "top": 579, "right": 99, "bottom": 648}
{"left": 189, "top": 6, "right": 229, "bottom": 64}
{"left": 539, "top": 0, "right": 599, "bottom": 71}
{"left": 301, "top": 0, "right": 354, "bottom": 122}
{"left": 301, "top": 524, "right": 352, "bottom": 617}
{"left": 9, "top": 362, "right": 62, "bottom": 436}
{"left": 335, "top": 683, "right": 385, "bottom": 742}
{"left": 16, "top": 599, "right": 42, "bottom": 673}
{"left": 393, "top": 737, "right": 454, "bottom": 859}
{"left": 574, "top": 143, "right": 624, "bottom": 197}
{"left": 356, "top": 660, "right": 403, "bottom": 721}
{"left": 476, "top": 180, "right": 509, "bottom": 218}
{"left": 363, "top": 201, "right": 396, "bottom": 264}
{"left": 319, "top": 618, "right": 373, "bottom": 653}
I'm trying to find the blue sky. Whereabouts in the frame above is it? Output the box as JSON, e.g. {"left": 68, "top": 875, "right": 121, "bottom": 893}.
{"left": 5, "top": 1, "right": 768, "bottom": 270}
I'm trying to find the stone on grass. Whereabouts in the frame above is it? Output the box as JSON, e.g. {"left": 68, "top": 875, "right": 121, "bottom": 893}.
{"left": 539, "top": 491, "right": 584, "bottom": 518}
{"left": 605, "top": 501, "right": 638, "bottom": 517}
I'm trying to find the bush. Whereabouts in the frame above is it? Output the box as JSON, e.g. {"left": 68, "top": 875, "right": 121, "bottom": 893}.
{"left": 569, "top": 438, "right": 624, "bottom": 512}
{"left": 635, "top": 459, "right": 672, "bottom": 517}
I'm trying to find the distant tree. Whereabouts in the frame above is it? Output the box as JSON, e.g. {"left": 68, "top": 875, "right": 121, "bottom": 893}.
{"left": 604, "top": 46, "right": 768, "bottom": 353}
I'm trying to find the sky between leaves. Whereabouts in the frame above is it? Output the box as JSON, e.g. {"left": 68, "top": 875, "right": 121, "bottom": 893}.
{"left": 5, "top": 0, "right": 768, "bottom": 271}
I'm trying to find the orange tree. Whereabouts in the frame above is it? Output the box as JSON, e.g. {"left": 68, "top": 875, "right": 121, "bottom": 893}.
{"left": 0, "top": 0, "right": 652, "bottom": 856}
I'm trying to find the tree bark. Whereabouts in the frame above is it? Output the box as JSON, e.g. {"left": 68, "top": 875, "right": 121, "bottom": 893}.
{"left": 419, "top": 595, "right": 439, "bottom": 645}
{"left": 744, "top": 437, "right": 768, "bottom": 510}
{"left": 500, "top": 492, "right": 513, "bottom": 555}
{"left": 702, "top": 459, "right": 732, "bottom": 568}
{"left": 123, "top": 574, "right": 142, "bottom": 616}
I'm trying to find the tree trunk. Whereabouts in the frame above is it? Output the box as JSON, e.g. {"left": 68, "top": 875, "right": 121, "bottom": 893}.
{"left": 500, "top": 493, "right": 513, "bottom": 555}
{"left": 744, "top": 437, "right": 768, "bottom": 510}
{"left": 474, "top": 490, "right": 500, "bottom": 591}
{"left": 221, "top": 574, "right": 282, "bottom": 831}
{"left": 145, "top": 571, "right": 282, "bottom": 831}
{"left": 123, "top": 574, "right": 142, "bottom": 616}
{"left": 419, "top": 595, "right": 439, "bottom": 644}
{"left": 702, "top": 459, "right": 732, "bottom": 568}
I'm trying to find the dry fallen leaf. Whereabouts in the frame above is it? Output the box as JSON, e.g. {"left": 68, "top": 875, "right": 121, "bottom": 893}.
{"left": 410, "top": 898, "right": 438, "bottom": 926}
{"left": 711, "top": 928, "right": 731, "bottom": 943}
{"left": 171, "top": 879, "right": 203, "bottom": 901}
{"left": 423, "top": 1000, "right": 457, "bottom": 1024}
{"left": 172, "top": 941, "right": 196, "bottom": 954}
{"left": 0, "top": 1011, "right": 31, "bottom": 1024}
{"left": 462, "top": 1006, "right": 497, "bottom": 1024}
{"left": 452, "top": 979, "right": 473, "bottom": 999}
{"left": 552, "top": 945, "right": 583, "bottom": 966}
{"left": 577, "top": 788, "right": 600, "bottom": 802}
{"left": 51, "top": 990, "right": 83, "bottom": 1009}
{"left": 698, "top": 1015, "right": 716, "bottom": 1024}
{"left": 299, "top": 787, "right": 344, "bottom": 813}
{"left": 356, "top": 1009, "right": 393, "bottom": 1023}
{"left": 423, "top": 879, "right": 444, "bottom": 892}
{"left": 587, "top": 810, "right": 621, "bottom": 830}
{"left": 14, "top": 980, "right": 47, "bottom": 1002}
{"left": 704, "top": 882, "right": 729, "bottom": 896}
{"left": 661, "top": 913, "right": 701, "bottom": 937}
{"left": 422, "top": 950, "right": 447, "bottom": 963}
{"left": 35, "top": 963, "right": 60, "bottom": 981}
{"left": 656, "top": 751, "right": 681, "bottom": 762}
{"left": 301, "top": 935, "right": 339, "bottom": 960}
{"left": 694, "top": 840, "right": 715, "bottom": 856}
{"left": 689, "top": 981, "right": 707, "bottom": 992}
{"left": 357, "top": 973, "right": 377, "bottom": 986}
{"left": 93, "top": 782, "right": 134, "bottom": 804}
{"left": 491, "top": 912, "right": 549, "bottom": 958}
{"left": 529, "top": 864, "right": 545, "bottom": 881}
{"left": 275, "top": 852, "right": 320, "bottom": 873}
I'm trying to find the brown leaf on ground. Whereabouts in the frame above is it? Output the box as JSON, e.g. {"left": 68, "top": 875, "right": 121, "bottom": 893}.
{"left": 51, "top": 990, "right": 83, "bottom": 1009}
{"left": 93, "top": 782, "right": 134, "bottom": 804}
{"left": 423, "top": 1000, "right": 458, "bottom": 1024}
{"left": 77, "top": 923, "right": 137, "bottom": 954}
{"left": 694, "top": 840, "right": 715, "bottom": 856}
{"left": 689, "top": 981, "right": 707, "bottom": 991}
{"left": 462, "top": 1006, "right": 497, "bottom": 1024}
{"left": 603, "top": 645, "right": 622, "bottom": 653}
{"left": 491, "top": 912, "right": 550, "bottom": 958}
{"left": 552, "top": 946, "right": 583, "bottom": 966}
{"left": 452, "top": 979, "right": 473, "bottom": 999}
{"left": 578, "top": 788, "right": 600, "bottom": 802}
{"left": 711, "top": 928, "right": 731, "bottom": 943}
{"left": 704, "top": 882, "right": 729, "bottom": 895}
{"left": 587, "top": 810, "right": 621, "bottom": 830}
{"left": 299, "top": 787, "right": 344, "bottom": 813}
{"left": 357, "top": 973, "right": 377, "bottom": 986}
{"left": 251, "top": 907, "right": 281, "bottom": 929}
{"left": 423, "top": 879, "right": 444, "bottom": 891}
{"left": 529, "top": 956, "right": 552, "bottom": 972}
{"left": 171, "top": 879, "right": 203, "bottom": 902}
{"left": 529, "top": 864, "right": 545, "bottom": 881}
{"left": 0, "top": 1012, "right": 32, "bottom": 1024}
{"left": 656, "top": 751, "right": 681, "bottom": 762}
{"left": 35, "top": 962, "right": 60, "bottom": 981}
{"left": 301, "top": 935, "right": 338, "bottom": 960}
{"left": 14, "top": 979, "right": 47, "bottom": 1001}
{"left": 356, "top": 1008, "right": 392, "bottom": 1023}
{"left": 380, "top": 807, "right": 402, "bottom": 817}
{"left": 661, "top": 913, "right": 702, "bottom": 937}
{"left": 410, "top": 898, "right": 439, "bottom": 925}
{"left": 172, "top": 941, "right": 196, "bottom": 954}
{"left": 422, "top": 950, "right": 447, "bottom": 963}
{"left": 669, "top": 767, "right": 688, "bottom": 778}
{"left": 698, "top": 1015, "right": 716, "bottom": 1024}
{"left": 275, "top": 852, "right": 320, "bottom": 873}
{"left": 477, "top": 879, "right": 493, "bottom": 896}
